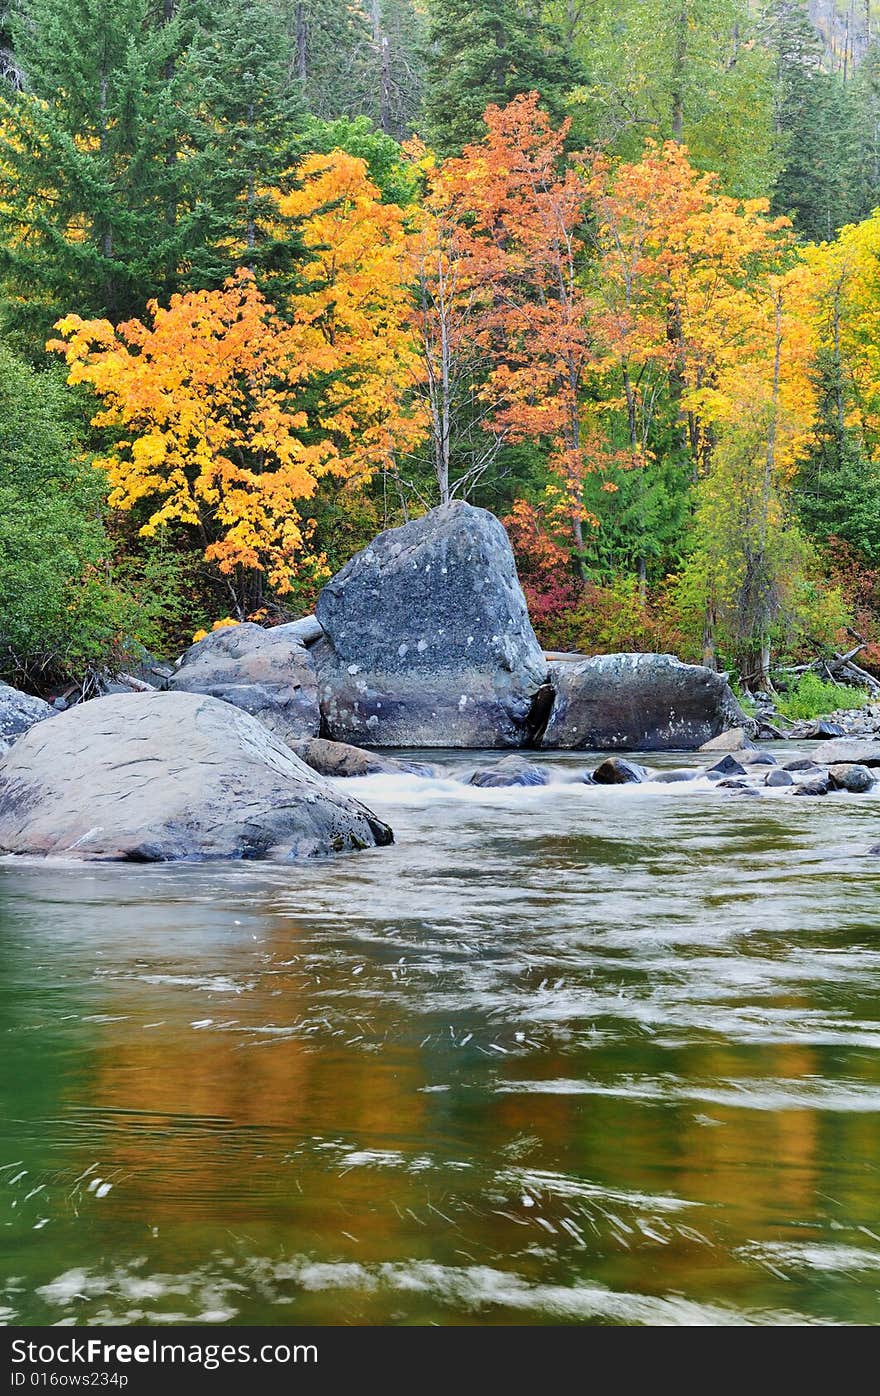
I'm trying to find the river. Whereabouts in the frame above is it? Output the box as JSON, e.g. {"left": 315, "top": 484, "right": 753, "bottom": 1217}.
{"left": 1, "top": 745, "right": 879, "bottom": 1326}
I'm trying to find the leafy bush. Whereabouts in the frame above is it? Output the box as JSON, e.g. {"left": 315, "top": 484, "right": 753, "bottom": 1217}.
{"left": 0, "top": 348, "right": 141, "bottom": 688}
{"left": 774, "top": 671, "right": 868, "bottom": 721}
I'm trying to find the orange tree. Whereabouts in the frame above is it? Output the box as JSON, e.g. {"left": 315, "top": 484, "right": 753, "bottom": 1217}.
{"left": 50, "top": 150, "right": 426, "bottom": 616}
{"left": 439, "top": 94, "right": 597, "bottom": 561}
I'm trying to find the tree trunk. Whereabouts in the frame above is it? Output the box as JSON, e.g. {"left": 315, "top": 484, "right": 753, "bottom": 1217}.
{"left": 671, "top": 2, "right": 688, "bottom": 141}
{"left": 370, "top": 0, "right": 393, "bottom": 134}
{"left": 295, "top": 2, "right": 308, "bottom": 83}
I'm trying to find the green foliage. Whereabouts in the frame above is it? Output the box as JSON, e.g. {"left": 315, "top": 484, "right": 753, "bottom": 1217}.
{"left": 0, "top": 0, "right": 207, "bottom": 345}
{"left": 774, "top": 670, "right": 869, "bottom": 719}
{"left": 187, "top": 0, "right": 306, "bottom": 283}
{"left": 0, "top": 347, "right": 140, "bottom": 684}
{"left": 765, "top": 0, "right": 864, "bottom": 239}
{"left": 422, "top": 0, "right": 583, "bottom": 155}
{"left": 567, "top": 0, "right": 781, "bottom": 197}
{"left": 301, "top": 115, "right": 419, "bottom": 203}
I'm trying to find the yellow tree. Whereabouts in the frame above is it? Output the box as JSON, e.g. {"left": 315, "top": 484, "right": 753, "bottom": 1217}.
{"left": 51, "top": 151, "right": 426, "bottom": 615}
{"left": 687, "top": 264, "right": 819, "bottom": 683}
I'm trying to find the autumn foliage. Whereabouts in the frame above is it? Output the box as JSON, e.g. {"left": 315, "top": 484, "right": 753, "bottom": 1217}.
{"left": 50, "top": 151, "right": 425, "bottom": 612}
{"left": 44, "top": 97, "right": 880, "bottom": 678}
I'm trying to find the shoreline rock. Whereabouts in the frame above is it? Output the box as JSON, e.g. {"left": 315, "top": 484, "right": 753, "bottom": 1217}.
{"left": 168, "top": 621, "right": 321, "bottom": 741}
{"left": 293, "top": 736, "right": 434, "bottom": 779}
{"left": 541, "top": 653, "right": 750, "bottom": 751}
{"left": 0, "top": 682, "right": 53, "bottom": 753}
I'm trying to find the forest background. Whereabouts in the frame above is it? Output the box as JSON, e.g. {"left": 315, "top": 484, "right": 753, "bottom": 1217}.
{"left": 2, "top": 0, "right": 880, "bottom": 704}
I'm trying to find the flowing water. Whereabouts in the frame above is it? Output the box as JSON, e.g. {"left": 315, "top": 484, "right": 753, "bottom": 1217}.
{"left": 1, "top": 745, "right": 880, "bottom": 1327}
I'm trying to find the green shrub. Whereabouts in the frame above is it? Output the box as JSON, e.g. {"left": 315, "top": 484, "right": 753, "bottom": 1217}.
{"left": 0, "top": 347, "right": 141, "bottom": 688}
{"left": 774, "top": 671, "right": 869, "bottom": 721}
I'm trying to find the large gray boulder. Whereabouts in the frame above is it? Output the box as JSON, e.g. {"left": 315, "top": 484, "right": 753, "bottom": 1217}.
{"left": 312, "top": 501, "right": 550, "bottom": 748}
{"left": 0, "top": 692, "right": 392, "bottom": 861}
{"left": 812, "top": 737, "right": 880, "bottom": 767}
{"left": 541, "top": 653, "right": 749, "bottom": 751}
{"left": 0, "top": 682, "right": 53, "bottom": 753}
{"left": 168, "top": 621, "right": 320, "bottom": 741}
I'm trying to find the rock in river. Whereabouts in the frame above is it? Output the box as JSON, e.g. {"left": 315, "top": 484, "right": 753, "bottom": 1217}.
{"left": 293, "top": 736, "right": 433, "bottom": 779}
{"left": 466, "top": 755, "right": 550, "bottom": 787}
{"left": 0, "top": 692, "right": 393, "bottom": 861}
{"left": 698, "top": 727, "right": 756, "bottom": 753}
{"left": 0, "top": 682, "right": 53, "bottom": 753}
{"left": 812, "top": 738, "right": 880, "bottom": 767}
{"left": 541, "top": 653, "right": 749, "bottom": 752}
{"left": 313, "top": 501, "right": 550, "bottom": 748}
{"left": 168, "top": 620, "right": 320, "bottom": 740}
{"left": 591, "top": 757, "right": 648, "bottom": 785}
{"left": 827, "top": 763, "right": 876, "bottom": 793}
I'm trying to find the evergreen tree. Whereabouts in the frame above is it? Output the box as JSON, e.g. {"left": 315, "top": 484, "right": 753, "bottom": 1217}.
{"left": 421, "top": 0, "right": 583, "bottom": 155}
{"left": 0, "top": 0, "right": 208, "bottom": 345}
{"left": 187, "top": 0, "right": 306, "bottom": 283}
{"left": 765, "top": 0, "right": 861, "bottom": 240}
{"left": 275, "top": 0, "right": 374, "bottom": 122}
{"left": 851, "top": 38, "right": 880, "bottom": 216}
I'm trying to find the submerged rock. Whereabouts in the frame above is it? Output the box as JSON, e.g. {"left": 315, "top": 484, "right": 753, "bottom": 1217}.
{"left": 313, "top": 501, "right": 549, "bottom": 748}
{"left": 783, "top": 758, "right": 821, "bottom": 772}
{"left": 541, "top": 653, "right": 749, "bottom": 752}
{"left": 169, "top": 621, "right": 320, "bottom": 741}
{"left": 0, "top": 692, "right": 392, "bottom": 861}
{"left": 827, "top": 763, "right": 876, "bottom": 794}
{"left": 0, "top": 682, "right": 53, "bottom": 753}
{"left": 651, "top": 768, "right": 698, "bottom": 783}
{"left": 591, "top": 757, "right": 648, "bottom": 785}
{"left": 293, "top": 736, "right": 433, "bottom": 779}
{"left": 467, "top": 756, "right": 549, "bottom": 788}
{"left": 737, "top": 750, "right": 778, "bottom": 767}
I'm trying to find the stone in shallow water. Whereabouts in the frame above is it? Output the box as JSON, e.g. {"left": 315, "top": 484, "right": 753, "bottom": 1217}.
{"left": 466, "top": 756, "right": 549, "bottom": 788}
{"left": 765, "top": 768, "right": 794, "bottom": 787}
{"left": 791, "top": 774, "right": 831, "bottom": 796}
{"left": 293, "top": 736, "right": 433, "bottom": 779}
{"left": 783, "top": 758, "right": 821, "bottom": 772}
{"left": 542, "top": 653, "right": 749, "bottom": 752}
{"left": 0, "top": 692, "right": 393, "bottom": 861}
{"left": 706, "top": 754, "right": 748, "bottom": 777}
{"left": 737, "top": 750, "right": 777, "bottom": 767}
{"left": 812, "top": 738, "right": 880, "bottom": 767}
{"left": 591, "top": 757, "right": 648, "bottom": 785}
{"left": 651, "top": 769, "right": 698, "bottom": 783}
{"left": 827, "top": 763, "right": 875, "bottom": 794}
{"left": 698, "top": 727, "right": 756, "bottom": 753}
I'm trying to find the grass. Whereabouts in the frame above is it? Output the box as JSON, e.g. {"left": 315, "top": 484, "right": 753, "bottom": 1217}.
{"left": 773, "top": 671, "right": 870, "bottom": 722}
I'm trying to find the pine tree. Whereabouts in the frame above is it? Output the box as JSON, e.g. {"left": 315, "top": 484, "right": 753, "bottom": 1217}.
{"left": 0, "top": 0, "right": 204, "bottom": 344}
{"left": 187, "top": 0, "right": 306, "bottom": 283}
{"left": 421, "top": 0, "right": 582, "bottom": 155}
{"left": 765, "top": 0, "right": 861, "bottom": 240}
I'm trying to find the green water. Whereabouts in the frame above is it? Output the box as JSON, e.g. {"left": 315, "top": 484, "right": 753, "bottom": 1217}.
{"left": 1, "top": 747, "right": 879, "bottom": 1326}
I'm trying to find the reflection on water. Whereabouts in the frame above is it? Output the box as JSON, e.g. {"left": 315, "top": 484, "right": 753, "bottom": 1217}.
{"left": 1, "top": 746, "right": 879, "bottom": 1326}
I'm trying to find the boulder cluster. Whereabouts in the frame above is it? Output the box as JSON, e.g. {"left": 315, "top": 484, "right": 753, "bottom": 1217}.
{"left": 0, "top": 501, "right": 875, "bottom": 863}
